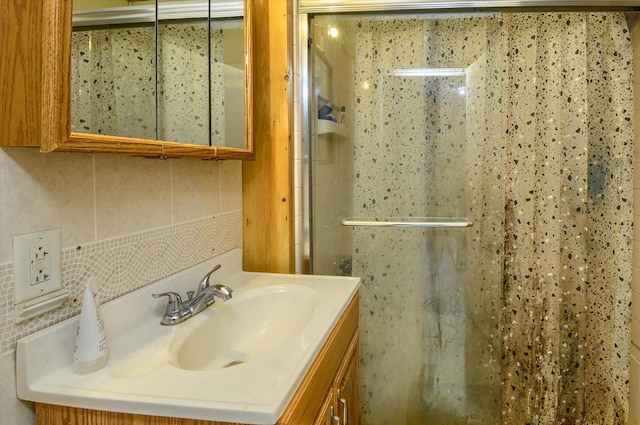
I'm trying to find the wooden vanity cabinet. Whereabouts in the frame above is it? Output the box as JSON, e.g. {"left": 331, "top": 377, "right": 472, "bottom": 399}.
{"left": 312, "top": 334, "right": 359, "bottom": 425}
{"left": 35, "top": 292, "right": 359, "bottom": 425}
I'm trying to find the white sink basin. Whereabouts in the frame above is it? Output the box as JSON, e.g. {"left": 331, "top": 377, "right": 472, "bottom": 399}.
{"left": 175, "top": 284, "right": 320, "bottom": 371}
{"left": 16, "top": 249, "right": 360, "bottom": 425}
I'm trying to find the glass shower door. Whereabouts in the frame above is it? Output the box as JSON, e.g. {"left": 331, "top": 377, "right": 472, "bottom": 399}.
{"left": 308, "top": 14, "right": 503, "bottom": 425}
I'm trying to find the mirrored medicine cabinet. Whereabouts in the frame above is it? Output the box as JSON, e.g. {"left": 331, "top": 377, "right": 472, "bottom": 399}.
{"left": 0, "top": 0, "right": 254, "bottom": 160}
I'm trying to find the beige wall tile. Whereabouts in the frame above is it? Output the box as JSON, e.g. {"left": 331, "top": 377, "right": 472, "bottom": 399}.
{"left": 219, "top": 160, "right": 242, "bottom": 213}
{"left": 94, "top": 155, "right": 172, "bottom": 239}
{"left": 0, "top": 149, "right": 95, "bottom": 263}
{"left": 171, "top": 158, "right": 221, "bottom": 222}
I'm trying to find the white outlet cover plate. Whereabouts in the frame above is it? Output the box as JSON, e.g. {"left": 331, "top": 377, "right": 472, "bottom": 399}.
{"left": 14, "top": 229, "right": 63, "bottom": 304}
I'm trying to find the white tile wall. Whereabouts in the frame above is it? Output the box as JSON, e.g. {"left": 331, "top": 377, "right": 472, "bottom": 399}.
{"left": 293, "top": 0, "right": 304, "bottom": 274}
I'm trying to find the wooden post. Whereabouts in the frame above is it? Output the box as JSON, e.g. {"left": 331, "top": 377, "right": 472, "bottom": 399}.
{"left": 242, "top": 0, "right": 294, "bottom": 273}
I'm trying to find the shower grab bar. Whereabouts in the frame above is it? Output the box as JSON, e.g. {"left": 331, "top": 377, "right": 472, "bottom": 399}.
{"left": 341, "top": 217, "right": 473, "bottom": 228}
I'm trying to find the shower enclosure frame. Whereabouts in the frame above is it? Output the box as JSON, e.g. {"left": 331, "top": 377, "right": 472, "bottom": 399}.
{"left": 297, "top": 0, "right": 640, "bottom": 423}
{"left": 298, "top": 0, "right": 640, "bottom": 278}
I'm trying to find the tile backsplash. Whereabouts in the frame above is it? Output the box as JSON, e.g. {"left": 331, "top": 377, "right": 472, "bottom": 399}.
{"left": 0, "top": 212, "right": 241, "bottom": 356}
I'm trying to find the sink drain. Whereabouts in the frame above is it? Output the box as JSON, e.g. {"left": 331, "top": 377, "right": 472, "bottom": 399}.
{"left": 222, "top": 360, "right": 244, "bottom": 368}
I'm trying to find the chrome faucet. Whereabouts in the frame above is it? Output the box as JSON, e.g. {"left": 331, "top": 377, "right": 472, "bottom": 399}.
{"left": 152, "top": 265, "right": 233, "bottom": 325}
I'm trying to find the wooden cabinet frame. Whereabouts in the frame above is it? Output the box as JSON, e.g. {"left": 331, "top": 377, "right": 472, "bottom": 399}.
{"left": 1, "top": 0, "right": 254, "bottom": 160}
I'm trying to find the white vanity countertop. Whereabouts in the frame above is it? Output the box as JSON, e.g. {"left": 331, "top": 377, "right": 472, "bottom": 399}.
{"left": 16, "top": 249, "right": 360, "bottom": 424}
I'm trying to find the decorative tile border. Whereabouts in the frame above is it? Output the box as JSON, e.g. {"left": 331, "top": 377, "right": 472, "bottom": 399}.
{"left": 0, "top": 211, "right": 242, "bottom": 355}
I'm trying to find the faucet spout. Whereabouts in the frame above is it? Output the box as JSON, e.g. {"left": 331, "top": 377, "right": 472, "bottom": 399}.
{"left": 209, "top": 284, "right": 233, "bottom": 301}
{"left": 186, "top": 284, "right": 232, "bottom": 316}
{"left": 152, "top": 265, "right": 233, "bottom": 325}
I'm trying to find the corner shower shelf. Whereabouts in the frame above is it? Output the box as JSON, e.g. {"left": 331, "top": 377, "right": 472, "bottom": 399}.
{"left": 317, "top": 119, "right": 349, "bottom": 139}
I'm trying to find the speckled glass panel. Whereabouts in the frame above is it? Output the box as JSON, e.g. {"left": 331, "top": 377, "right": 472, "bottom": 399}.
{"left": 71, "top": 20, "right": 236, "bottom": 146}
{"left": 157, "top": 20, "right": 210, "bottom": 144}
{"left": 71, "top": 25, "right": 156, "bottom": 139}
{"left": 0, "top": 212, "right": 242, "bottom": 356}
{"left": 310, "top": 11, "right": 632, "bottom": 425}
{"left": 346, "top": 14, "right": 503, "bottom": 425}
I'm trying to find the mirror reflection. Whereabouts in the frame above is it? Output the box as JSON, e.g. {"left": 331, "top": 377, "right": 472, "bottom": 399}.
{"left": 71, "top": 0, "right": 246, "bottom": 149}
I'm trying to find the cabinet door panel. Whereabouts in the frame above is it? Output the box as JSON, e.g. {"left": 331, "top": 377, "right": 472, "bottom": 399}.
{"left": 336, "top": 334, "right": 359, "bottom": 425}
{"left": 312, "top": 388, "right": 335, "bottom": 425}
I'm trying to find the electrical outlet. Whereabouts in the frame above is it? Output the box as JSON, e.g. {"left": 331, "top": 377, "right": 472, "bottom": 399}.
{"left": 14, "top": 229, "right": 63, "bottom": 304}
{"left": 30, "top": 244, "right": 52, "bottom": 285}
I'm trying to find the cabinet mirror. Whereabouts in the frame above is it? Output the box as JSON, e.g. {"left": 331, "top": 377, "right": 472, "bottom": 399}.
{"left": 43, "top": 0, "right": 253, "bottom": 159}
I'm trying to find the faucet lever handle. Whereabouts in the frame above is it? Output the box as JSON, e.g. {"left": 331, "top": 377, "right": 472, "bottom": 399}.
{"left": 197, "top": 264, "right": 222, "bottom": 293}
{"left": 152, "top": 292, "right": 183, "bottom": 316}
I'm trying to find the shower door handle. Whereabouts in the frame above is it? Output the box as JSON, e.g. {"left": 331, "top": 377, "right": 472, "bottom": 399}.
{"left": 341, "top": 218, "right": 473, "bottom": 228}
